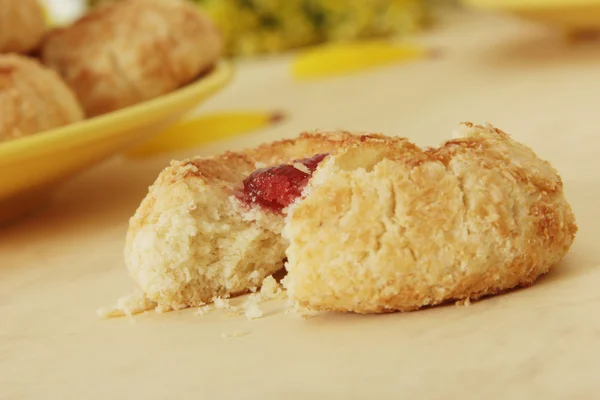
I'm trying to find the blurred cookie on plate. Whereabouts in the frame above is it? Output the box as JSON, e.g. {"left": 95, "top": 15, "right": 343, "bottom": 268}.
{"left": 0, "top": 54, "right": 84, "bottom": 142}
{"left": 41, "top": 0, "right": 223, "bottom": 117}
{"left": 0, "top": 0, "right": 47, "bottom": 54}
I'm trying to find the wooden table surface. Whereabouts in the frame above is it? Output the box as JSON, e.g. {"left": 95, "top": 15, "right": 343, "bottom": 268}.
{"left": 2, "top": 10, "right": 600, "bottom": 400}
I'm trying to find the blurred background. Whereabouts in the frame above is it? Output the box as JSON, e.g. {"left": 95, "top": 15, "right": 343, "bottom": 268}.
{"left": 4, "top": 0, "right": 600, "bottom": 225}
{"left": 42, "top": 0, "right": 443, "bottom": 55}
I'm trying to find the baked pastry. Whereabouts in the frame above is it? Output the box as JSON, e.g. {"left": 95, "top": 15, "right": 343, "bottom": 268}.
{"left": 0, "top": 0, "right": 46, "bottom": 54}
{"left": 41, "top": 0, "right": 222, "bottom": 117}
{"left": 123, "top": 123, "right": 576, "bottom": 314}
{"left": 284, "top": 123, "right": 577, "bottom": 312}
{"left": 0, "top": 54, "right": 84, "bottom": 142}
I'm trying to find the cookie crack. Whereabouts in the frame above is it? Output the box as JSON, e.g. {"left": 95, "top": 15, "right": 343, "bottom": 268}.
{"left": 509, "top": 185, "right": 518, "bottom": 237}
{"left": 373, "top": 222, "right": 384, "bottom": 254}
{"left": 389, "top": 179, "right": 399, "bottom": 218}
{"left": 407, "top": 246, "right": 417, "bottom": 263}
{"left": 455, "top": 173, "right": 471, "bottom": 237}
{"left": 388, "top": 179, "right": 416, "bottom": 262}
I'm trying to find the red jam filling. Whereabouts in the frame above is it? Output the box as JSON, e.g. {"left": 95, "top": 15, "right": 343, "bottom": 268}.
{"left": 241, "top": 153, "right": 328, "bottom": 213}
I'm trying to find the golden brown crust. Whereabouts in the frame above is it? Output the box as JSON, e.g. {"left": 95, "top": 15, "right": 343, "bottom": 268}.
{"left": 41, "top": 0, "right": 222, "bottom": 117}
{"left": 0, "top": 54, "right": 84, "bottom": 142}
{"left": 283, "top": 123, "right": 577, "bottom": 313}
{"left": 246, "top": 130, "right": 413, "bottom": 165}
{"left": 124, "top": 124, "right": 576, "bottom": 314}
{"left": 0, "top": 0, "right": 46, "bottom": 54}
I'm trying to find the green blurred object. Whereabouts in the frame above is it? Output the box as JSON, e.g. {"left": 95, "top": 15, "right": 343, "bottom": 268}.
{"left": 87, "top": 0, "right": 430, "bottom": 56}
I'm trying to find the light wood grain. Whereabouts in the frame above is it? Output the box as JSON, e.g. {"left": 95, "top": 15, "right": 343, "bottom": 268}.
{"left": 2, "top": 11, "right": 599, "bottom": 400}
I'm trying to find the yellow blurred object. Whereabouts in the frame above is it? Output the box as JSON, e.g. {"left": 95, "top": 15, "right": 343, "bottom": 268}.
{"left": 87, "top": 0, "right": 430, "bottom": 56}
{"left": 463, "top": 0, "right": 600, "bottom": 32}
{"left": 41, "top": 3, "right": 54, "bottom": 26}
{"left": 292, "top": 40, "right": 430, "bottom": 79}
{"left": 126, "top": 111, "right": 284, "bottom": 158}
{"left": 0, "top": 62, "right": 233, "bottom": 225}
{"left": 196, "top": 0, "right": 429, "bottom": 56}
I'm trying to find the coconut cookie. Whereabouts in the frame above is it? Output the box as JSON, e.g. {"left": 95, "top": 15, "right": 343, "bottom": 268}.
{"left": 117, "top": 123, "right": 576, "bottom": 315}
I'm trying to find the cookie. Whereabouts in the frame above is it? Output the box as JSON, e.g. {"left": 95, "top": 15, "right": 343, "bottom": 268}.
{"left": 0, "top": 54, "right": 84, "bottom": 141}
{"left": 41, "top": 0, "right": 222, "bottom": 117}
{"left": 123, "top": 124, "right": 577, "bottom": 313}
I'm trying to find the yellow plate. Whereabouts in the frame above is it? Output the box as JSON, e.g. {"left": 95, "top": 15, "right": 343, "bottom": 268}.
{"left": 463, "top": 0, "right": 600, "bottom": 32}
{"left": 0, "top": 61, "right": 233, "bottom": 225}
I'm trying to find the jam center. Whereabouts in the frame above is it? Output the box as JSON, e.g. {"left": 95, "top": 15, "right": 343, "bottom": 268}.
{"left": 241, "top": 153, "right": 328, "bottom": 213}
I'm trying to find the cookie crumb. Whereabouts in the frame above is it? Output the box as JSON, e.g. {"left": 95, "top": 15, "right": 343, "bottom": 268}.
{"left": 96, "top": 290, "right": 157, "bottom": 318}
{"left": 455, "top": 297, "right": 471, "bottom": 307}
{"left": 221, "top": 330, "right": 249, "bottom": 339}
{"left": 155, "top": 304, "right": 172, "bottom": 314}
{"left": 242, "top": 294, "right": 263, "bottom": 320}
{"left": 213, "top": 296, "right": 232, "bottom": 309}
{"left": 259, "top": 275, "right": 282, "bottom": 299}
{"left": 196, "top": 304, "right": 213, "bottom": 316}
